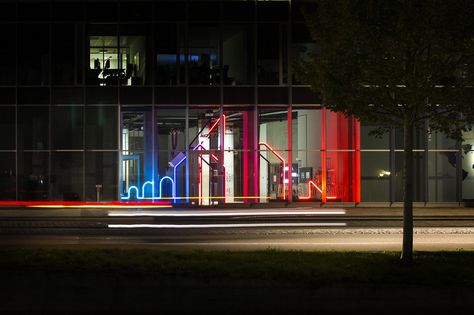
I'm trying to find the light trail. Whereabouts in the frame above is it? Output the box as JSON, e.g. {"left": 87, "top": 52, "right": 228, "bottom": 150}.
{"left": 107, "top": 209, "right": 346, "bottom": 217}
{"left": 108, "top": 222, "right": 347, "bottom": 229}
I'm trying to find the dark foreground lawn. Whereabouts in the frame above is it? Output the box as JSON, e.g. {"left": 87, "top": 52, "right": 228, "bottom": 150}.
{"left": 1, "top": 249, "right": 474, "bottom": 313}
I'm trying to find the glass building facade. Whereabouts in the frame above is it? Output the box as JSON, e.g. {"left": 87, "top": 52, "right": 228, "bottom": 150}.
{"left": 0, "top": 0, "right": 471, "bottom": 205}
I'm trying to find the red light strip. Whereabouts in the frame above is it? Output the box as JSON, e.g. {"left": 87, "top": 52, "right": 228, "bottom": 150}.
{"left": 0, "top": 201, "right": 171, "bottom": 208}
{"left": 258, "top": 142, "right": 286, "bottom": 200}
{"left": 299, "top": 180, "right": 337, "bottom": 200}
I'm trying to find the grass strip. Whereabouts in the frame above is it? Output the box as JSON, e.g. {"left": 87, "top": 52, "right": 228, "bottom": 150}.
{"left": 0, "top": 248, "right": 473, "bottom": 287}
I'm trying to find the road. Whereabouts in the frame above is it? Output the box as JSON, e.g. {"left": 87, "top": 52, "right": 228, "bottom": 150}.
{"left": 1, "top": 207, "right": 474, "bottom": 251}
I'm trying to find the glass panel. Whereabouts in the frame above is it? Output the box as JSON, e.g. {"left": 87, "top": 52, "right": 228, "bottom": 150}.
{"left": 85, "top": 152, "right": 118, "bottom": 201}
{"left": 0, "top": 107, "right": 15, "bottom": 150}
{"left": 18, "top": 107, "right": 49, "bottom": 150}
{"left": 19, "top": 2, "right": 50, "bottom": 21}
{"left": 87, "top": 25, "right": 117, "bottom": 86}
{"left": 18, "top": 152, "right": 49, "bottom": 201}
{"left": 18, "top": 24, "right": 50, "bottom": 85}
{"left": 18, "top": 87, "right": 50, "bottom": 105}
{"left": 258, "top": 107, "right": 288, "bottom": 201}
{"left": 223, "top": 25, "right": 254, "bottom": 85}
{"left": 120, "top": 110, "right": 153, "bottom": 201}
{"left": 394, "top": 152, "right": 425, "bottom": 202}
{"left": 462, "top": 130, "right": 474, "bottom": 200}
{"left": 188, "top": 106, "right": 221, "bottom": 205}
{"left": 223, "top": 107, "right": 256, "bottom": 203}
{"left": 52, "top": 2, "right": 84, "bottom": 21}
{"left": 119, "top": 24, "right": 152, "bottom": 86}
{"left": 189, "top": 1, "right": 220, "bottom": 22}
{"left": 291, "top": 23, "right": 317, "bottom": 84}
{"left": 51, "top": 106, "right": 84, "bottom": 150}
{"left": 394, "top": 127, "right": 426, "bottom": 150}
{"left": 293, "top": 109, "right": 322, "bottom": 201}
{"left": 52, "top": 24, "right": 82, "bottom": 85}
{"left": 0, "top": 2, "right": 17, "bottom": 22}
{"left": 86, "top": 1, "right": 118, "bottom": 22}
{"left": 0, "top": 24, "right": 16, "bottom": 85}
{"left": 428, "top": 152, "right": 457, "bottom": 202}
{"left": 361, "top": 152, "right": 390, "bottom": 202}
{"left": 155, "top": 2, "right": 186, "bottom": 21}
{"left": 361, "top": 123, "right": 390, "bottom": 150}
{"left": 119, "top": 2, "right": 152, "bottom": 21}
{"left": 189, "top": 25, "right": 220, "bottom": 85}
{"left": 52, "top": 87, "right": 84, "bottom": 105}
{"left": 222, "top": 2, "right": 254, "bottom": 22}
{"left": 155, "top": 23, "right": 179, "bottom": 85}
{"left": 51, "top": 152, "right": 83, "bottom": 201}
{"left": 326, "top": 110, "right": 359, "bottom": 202}
{"left": 257, "top": 1, "right": 288, "bottom": 21}
{"left": 0, "top": 88, "right": 15, "bottom": 105}
{"left": 258, "top": 24, "right": 279, "bottom": 85}
{"left": 428, "top": 130, "right": 457, "bottom": 150}
{"left": 85, "top": 106, "right": 117, "bottom": 150}
{"left": 156, "top": 107, "right": 186, "bottom": 202}
{"left": 0, "top": 153, "right": 15, "bottom": 200}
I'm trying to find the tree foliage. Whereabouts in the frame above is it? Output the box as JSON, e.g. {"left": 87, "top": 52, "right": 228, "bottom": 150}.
{"left": 297, "top": 0, "right": 474, "bottom": 139}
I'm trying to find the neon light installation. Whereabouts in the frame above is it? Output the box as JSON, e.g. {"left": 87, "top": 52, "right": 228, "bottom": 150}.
{"left": 259, "top": 142, "right": 286, "bottom": 200}
{"left": 298, "top": 180, "right": 337, "bottom": 200}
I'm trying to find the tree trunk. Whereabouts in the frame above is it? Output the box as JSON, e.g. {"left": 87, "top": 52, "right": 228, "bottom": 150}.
{"left": 401, "top": 114, "right": 414, "bottom": 264}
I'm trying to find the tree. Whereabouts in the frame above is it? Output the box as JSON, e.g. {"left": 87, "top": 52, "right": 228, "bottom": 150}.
{"left": 296, "top": 0, "right": 474, "bottom": 263}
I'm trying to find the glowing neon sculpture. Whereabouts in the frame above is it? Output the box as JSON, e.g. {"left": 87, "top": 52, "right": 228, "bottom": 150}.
{"left": 258, "top": 142, "right": 286, "bottom": 200}
{"left": 122, "top": 176, "right": 175, "bottom": 200}
{"left": 299, "top": 180, "right": 337, "bottom": 200}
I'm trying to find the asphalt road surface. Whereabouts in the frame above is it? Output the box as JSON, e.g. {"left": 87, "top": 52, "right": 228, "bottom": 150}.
{"left": 1, "top": 207, "right": 474, "bottom": 251}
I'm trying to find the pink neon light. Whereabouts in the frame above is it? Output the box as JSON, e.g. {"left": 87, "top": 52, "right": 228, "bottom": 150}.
{"left": 204, "top": 117, "right": 221, "bottom": 137}
{"left": 0, "top": 201, "right": 171, "bottom": 207}
{"left": 211, "top": 154, "right": 219, "bottom": 161}
{"left": 259, "top": 142, "right": 286, "bottom": 200}
{"left": 299, "top": 180, "right": 337, "bottom": 200}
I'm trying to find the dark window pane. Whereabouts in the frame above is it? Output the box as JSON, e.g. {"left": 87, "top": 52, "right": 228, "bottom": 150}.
{"left": 257, "top": 1, "right": 288, "bottom": 21}
{"left": 86, "top": 1, "right": 118, "bottom": 22}
{"left": 120, "top": 2, "right": 152, "bottom": 21}
{"left": 119, "top": 24, "right": 152, "bottom": 86}
{"left": 52, "top": 2, "right": 84, "bottom": 21}
{"left": 222, "top": 2, "right": 254, "bottom": 21}
{"left": 18, "top": 87, "right": 50, "bottom": 105}
{"left": 360, "top": 124, "right": 390, "bottom": 150}
{"left": 18, "top": 2, "right": 50, "bottom": 21}
{"left": 394, "top": 152, "right": 425, "bottom": 202}
{"left": 189, "top": 25, "right": 220, "bottom": 85}
{"left": 0, "top": 107, "right": 15, "bottom": 150}
{"left": 292, "top": 2, "right": 316, "bottom": 22}
{"left": 0, "top": 24, "right": 16, "bottom": 85}
{"left": 18, "top": 24, "right": 50, "bottom": 85}
{"left": 0, "top": 88, "right": 16, "bottom": 105}
{"left": 18, "top": 107, "right": 49, "bottom": 150}
{"left": 189, "top": 1, "right": 219, "bottom": 21}
{"left": 223, "top": 87, "right": 254, "bottom": 105}
{"left": 0, "top": 153, "right": 15, "bottom": 200}
{"left": 120, "top": 87, "right": 152, "bottom": 104}
{"left": 223, "top": 25, "right": 255, "bottom": 85}
{"left": 85, "top": 106, "right": 117, "bottom": 150}
{"left": 0, "top": 2, "right": 17, "bottom": 21}
{"left": 258, "top": 24, "right": 279, "bottom": 85}
{"left": 258, "top": 87, "right": 288, "bottom": 104}
{"left": 361, "top": 152, "right": 390, "bottom": 202}
{"left": 18, "top": 152, "right": 49, "bottom": 201}
{"left": 51, "top": 152, "right": 83, "bottom": 201}
{"left": 86, "top": 87, "right": 118, "bottom": 104}
{"left": 155, "top": 23, "right": 179, "bottom": 85}
{"left": 428, "top": 152, "right": 457, "bottom": 202}
{"left": 51, "top": 106, "right": 83, "bottom": 149}
{"left": 85, "top": 152, "right": 118, "bottom": 201}
{"left": 189, "top": 87, "right": 220, "bottom": 105}
{"left": 155, "top": 87, "right": 186, "bottom": 104}
{"left": 52, "top": 24, "right": 81, "bottom": 85}
{"left": 292, "top": 87, "right": 320, "bottom": 104}
{"left": 155, "top": 2, "right": 186, "bottom": 21}
{"left": 52, "top": 88, "right": 84, "bottom": 105}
